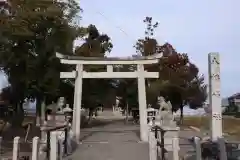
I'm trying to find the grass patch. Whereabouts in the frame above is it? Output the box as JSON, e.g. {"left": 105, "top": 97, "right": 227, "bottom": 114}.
{"left": 181, "top": 116, "right": 240, "bottom": 139}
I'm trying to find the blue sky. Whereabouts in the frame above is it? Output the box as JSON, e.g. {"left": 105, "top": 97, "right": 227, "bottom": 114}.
{"left": 77, "top": 0, "right": 240, "bottom": 97}
{"left": 0, "top": 0, "right": 239, "bottom": 98}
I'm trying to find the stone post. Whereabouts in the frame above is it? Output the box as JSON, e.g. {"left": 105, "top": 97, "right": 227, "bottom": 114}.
{"left": 32, "top": 137, "right": 40, "bottom": 160}
{"left": 208, "top": 53, "right": 222, "bottom": 141}
{"left": 50, "top": 131, "right": 58, "bottom": 160}
{"left": 172, "top": 137, "right": 179, "bottom": 160}
{"left": 148, "top": 123, "right": 157, "bottom": 160}
{"left": 73, "top": 64, "right": 83, "bottom": 142}
{"left": 137, "top": 64, "right": 148, "bottom": 142}
{"left": 12, "top": 136, "right": 20, "bottom": 160}
{"left": 194, "top": 137, "right": 202, "bottom": 160}
{"left": 58, "top": 139, "right": 64, "bottom": 160}
{"left": 218, "top": 137, "right": 227, "bottom": 160}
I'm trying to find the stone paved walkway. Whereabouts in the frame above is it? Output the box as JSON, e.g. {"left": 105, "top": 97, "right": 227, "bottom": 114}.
{"left": 65, "top": 118, "right": 200, "bottom": 160}
{"left": 66, "top": 119, "right": 149, "bottom": 160}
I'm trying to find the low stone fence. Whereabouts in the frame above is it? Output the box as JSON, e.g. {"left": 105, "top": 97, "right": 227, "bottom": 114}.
{"left": 192, "top": 137, "right": 240, "bottom": 160}
{"left": 0, "top": 123, "right": 73, "bottom": 160}
{"left": 40, "top": 122, "right": 72, "bottom": 160}
{"left": 148, "top": 123, "right": 239, "bottom": 160}
{"left": 148, "top": 121, "right": 180, "bottom": 160}
{"left": 147, "top": 107, "right": 180, "bottom": 160}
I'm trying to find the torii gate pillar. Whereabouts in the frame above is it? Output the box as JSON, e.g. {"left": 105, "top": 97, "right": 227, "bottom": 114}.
{"left": 137, "top": 64, "right": 148, "bottom": 141}
{"left": 72, "top": 64, "right": 83, "bottom": 140}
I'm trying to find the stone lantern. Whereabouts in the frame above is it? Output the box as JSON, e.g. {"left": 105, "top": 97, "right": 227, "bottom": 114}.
{"left": 62, "top": 104, "right": 73, "bottom": 123}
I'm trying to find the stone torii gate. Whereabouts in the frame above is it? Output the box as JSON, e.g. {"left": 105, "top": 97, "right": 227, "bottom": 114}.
{"left": 56, "top": 52, "right": 162, "bottom": 142}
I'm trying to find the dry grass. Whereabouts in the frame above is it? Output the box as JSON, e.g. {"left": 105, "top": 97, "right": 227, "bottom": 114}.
{"left": 182, "top": 116, "right": 240, "bottom": 139}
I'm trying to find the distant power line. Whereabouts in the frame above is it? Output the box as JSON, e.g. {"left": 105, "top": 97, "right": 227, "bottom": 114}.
{"left": 84, "top": 3, "right": 136, "bottom": 42}
{"left": 95, "top": 11, "right": 131, "bottom": 37}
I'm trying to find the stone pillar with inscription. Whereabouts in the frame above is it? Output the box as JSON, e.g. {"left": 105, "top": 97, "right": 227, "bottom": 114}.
{"left": 208, "top": 52, "right": 222, "bottom": 141}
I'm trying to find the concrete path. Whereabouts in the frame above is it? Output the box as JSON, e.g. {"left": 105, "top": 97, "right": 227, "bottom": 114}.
{"left": 65, "top": 118, "right": 200, "bottom": 160}
{"left": 66, "top": 119, "right": 149, "bottom": 160}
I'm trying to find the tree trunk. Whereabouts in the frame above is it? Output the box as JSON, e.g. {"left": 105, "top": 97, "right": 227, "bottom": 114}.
{"left": 125, "top": 102, "right": 129, "bottom": 123}
{"left": 35, "top": 96, "right": 44, "bottom": 127}
{"left": 12, "top": 102, "right": 24, "bottom": 127}
{"left": 180, "top": 104, "right": 184, "bottom": 124}
{"left": 88, "top": 108, "right": 94, "bottom": 123}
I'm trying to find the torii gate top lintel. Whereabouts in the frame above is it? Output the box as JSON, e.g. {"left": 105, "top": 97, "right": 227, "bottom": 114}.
{"left": 56, "top": 52, "right": 163, "bottom": 65}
